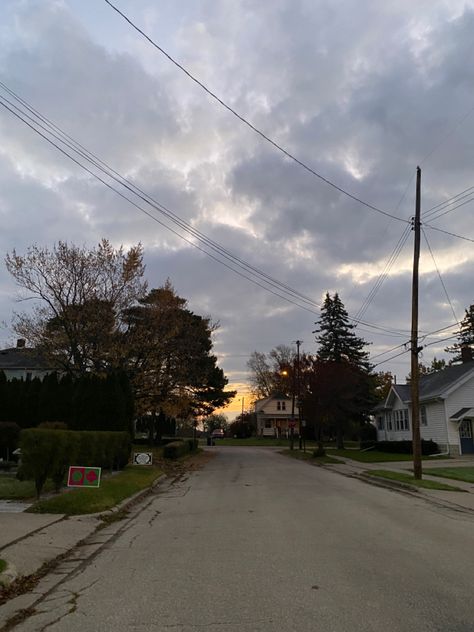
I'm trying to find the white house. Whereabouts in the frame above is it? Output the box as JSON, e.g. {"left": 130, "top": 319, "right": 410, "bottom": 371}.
{"left": 375, "top": 361, "right": 474, "bottom": 456}
{"left": 254, "top": 394, "right": 300, "bottom": 437}
{"left": 0, "top": 339, "right": 52, "bottom": 382}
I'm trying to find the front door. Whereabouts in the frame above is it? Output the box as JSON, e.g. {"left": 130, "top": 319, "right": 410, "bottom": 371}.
{"left": 459, "top": 419, "right": 474, "bottom": 454}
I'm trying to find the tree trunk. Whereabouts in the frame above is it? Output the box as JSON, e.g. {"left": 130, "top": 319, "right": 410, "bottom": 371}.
{"left": 148, "top": 414, "right": 155, "bottom": 446}
{"left": 336, "top": 420, "right": 344, "bottom": 450}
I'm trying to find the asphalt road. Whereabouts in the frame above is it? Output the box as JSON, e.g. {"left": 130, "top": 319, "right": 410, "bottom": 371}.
{"left": 13, "top": 447, "right": 474, "bottom": 632}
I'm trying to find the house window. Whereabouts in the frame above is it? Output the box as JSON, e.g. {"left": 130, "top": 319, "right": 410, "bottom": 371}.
{"left": 377, "top": 416, "right": 384, "bottom": 430}
{"left": 394, "top": 410, "right": 402, "bottom": 431}
{"left": 277, "top": 401, "right": 286, "bottom": 411}
{"left": 420, "top": 406, "right": 427, "bottom": 426}
{"left": 387, "top": 413, "right": 392, "bottom": 431}
{"left": 264, "top": 419, "right": 272, "bottom": 428}
{"left": 403, "top": 409, "right": 409, "bottom": 430}
{"left": 26, "top": 372, "right": 32, "bottom": 382}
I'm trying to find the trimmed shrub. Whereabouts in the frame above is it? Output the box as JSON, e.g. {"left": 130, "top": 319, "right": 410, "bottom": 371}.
{"left": 38, "top": 422, "right": 68, "bottom": 430}
{"left": 50, "top": 431, "right": 78, "bottom": 492}
{"left": 375, "top": 439, "right": 439, "bottom": 455}
{"left": 20, "top": 429, "right": 59, "bottom": 498}
{"left": 19, "top": 429, "right": 132, "bottom": 497}
{"left": 185, "top": 438, "right": 199, "bottom": 452}
{"left": 163, "top": 441, "right": 189, "bottom": 459}
{"left": 0, "top": 422, "right": 21, "bottom": 460}
{"left": 313, "top": 444, "right": 326, "bottom": 457}
{"left": 359, "top": 423, "right": 377, "bottom": 450}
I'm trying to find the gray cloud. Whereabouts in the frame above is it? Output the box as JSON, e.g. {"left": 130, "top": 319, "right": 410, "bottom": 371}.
{"left": 1, "top": 0, "right": 474, "bottom": 403}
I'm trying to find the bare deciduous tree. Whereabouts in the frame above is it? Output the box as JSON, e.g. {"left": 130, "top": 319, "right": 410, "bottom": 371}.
{"left": 5, "top": 239, "right": 146, "bottom": 374}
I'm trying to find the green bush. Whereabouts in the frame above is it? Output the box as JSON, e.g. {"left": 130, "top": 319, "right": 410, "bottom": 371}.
{"left": 313, "top": 444, "right": 326, "bottom": 457}
{"left": 185, "top": 438, "right": 199, "bottom": 452}
{"left": 38, "top": 421, "right": 68, "bottom": 430}
{"left": 20, "top": 429, "right": 59, "bottom": 498}
{"left": 19, "top": 429, "right": 132, "bottom": 497}
{"left": 359, "top": 423, "right": 377, "bottom": 450}
{"left": 0, "top": 422, "right": 21, "bottom": 460}
{"left": 163, "top": 440, "right": 189, "bottom": 459}
{"left": 50, "top": 431, "right": 77, "bottom": 492}
{"left": 375, "top": 439, "right": 439, "bottom": 455}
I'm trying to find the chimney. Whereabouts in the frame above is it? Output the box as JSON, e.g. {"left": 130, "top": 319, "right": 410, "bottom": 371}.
{"left": 461, "top": 345, "right": 473, "bottom": 364}
{"left": 16, "top": 338, "right": 26, "bottom": 349}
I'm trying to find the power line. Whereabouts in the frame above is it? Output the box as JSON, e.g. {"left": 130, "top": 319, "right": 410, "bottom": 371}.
{"left": 103, "top": 0, "right": 409, "bottom": 225}
{"left": 369, "top": 342, "right": 409, "bottom": 362}
{"left": 421, "top": 227, "right": 458, "bottom": 324}
{"left": 0, "top": 88, "right": 329, "bottom": 310}
{"left": 423, "top": 191, "right": 474, "bottom": 223}
{"left": 353, "top": 224, "right": 411, "bottom": 324}
{"left": 423, "top": 185, "right": 474, "bottom": 218}
{"left": 423, "top": 223, "right": 474, "bottom": 243}
{"left": 372, "top": 348, "right": 410, "bottom": 368}
{"left": 0, "top": 85, "right": 411, "bottom": 339}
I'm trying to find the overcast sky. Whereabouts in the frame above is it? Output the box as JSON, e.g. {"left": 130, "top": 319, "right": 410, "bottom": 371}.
{"left": 1, "top": 0, "right": 474, "bottom": 418}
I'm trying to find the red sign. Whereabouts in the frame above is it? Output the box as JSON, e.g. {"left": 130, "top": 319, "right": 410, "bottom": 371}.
{"left": 289, "top": 420, "right": 296, "bottom": 428}
{"left": 67, "top": 466, "right": 101, "bottom": 488}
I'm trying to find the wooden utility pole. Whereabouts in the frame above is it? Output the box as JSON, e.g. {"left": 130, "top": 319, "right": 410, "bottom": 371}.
{"left": 411, "top": 166, "right": 422, "bottom": 480}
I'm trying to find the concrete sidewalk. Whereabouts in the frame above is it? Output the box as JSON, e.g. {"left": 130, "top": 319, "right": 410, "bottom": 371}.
{"left": 326, "top": 454, "right": 474, "bottom": 511}
{"left": 0, "top": 474, "right": 165, "bottom": 592}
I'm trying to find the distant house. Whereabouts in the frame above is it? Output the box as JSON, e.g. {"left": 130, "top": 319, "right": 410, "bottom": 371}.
{"left": 375, "top": 360, "right": 474, "bottom": 456}
{"left": 0, "top": 339, "right": 53, "bottom": 382}
{"left": 254, "top": 394, "right": 300, "bottom": 437}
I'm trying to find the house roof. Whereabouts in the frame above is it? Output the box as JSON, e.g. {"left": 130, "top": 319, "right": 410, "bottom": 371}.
{"left": 0, "top": 347, "right": 50, "bottom": 371}
{"left": 386, "top": 361, "right": 474, "bottom": 405}
{"left": 450, "top": 407, "right": 474, "bottom": 421}
{"left": 418, "top": 361, "right": 474, "bottom": 400}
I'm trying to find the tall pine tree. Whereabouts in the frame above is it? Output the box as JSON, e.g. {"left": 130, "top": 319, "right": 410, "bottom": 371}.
{"left": 446, "top": 304, "right": 474, "bottom": 363}
{"left": 314, "top": 293, "right": 371, "bottom": 369}
{"left": 311, "top": 293, "right": 374, "bottom": 448}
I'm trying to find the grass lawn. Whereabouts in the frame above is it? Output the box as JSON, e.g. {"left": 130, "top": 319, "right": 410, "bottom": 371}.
{"left": 366, "top": 469, "right": 464, "bottom": 491}
{"left": 0, "top": 560, "right": 6, "bottom": 574}
{"left": 282, "top": 449, "right": 342, "bottom": 465}
{"left": 329, "top": 449, "right": 450, "bottom": 463}
{"left": 423, "top": 467, "right": 474, "bottom": 484}
{"left": 0, "top": 474, "right": 54, "bottom": 500}
{"left": 27, "top": 465, "right": 162, "bottom": 515}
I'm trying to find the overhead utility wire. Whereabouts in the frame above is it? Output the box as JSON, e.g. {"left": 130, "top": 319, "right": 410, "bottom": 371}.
{"left": 423, "top": 223, "right": 474, "bottom": 243}
{"left": 0, "top": 97, "right": 333, "bottom": 317}
{"left": 369, "top": 342, "right": 409, "bottom": 361}
{"left": 423, "top": 185, "right": 474, "bottom": 218}
{"left": 0, "top": 82, "right": 412, "bottom": 336}
{"left": 423, "top": 190, "right": 474, "bottom": 223}
{"left": 0, "top": 85, "right": 324, "bottom": 315}
{"left": 0, "top": 96, "right": 332, "bottom": 316}
{"left": 372, "top": 348, "right": 410, "bottom": 368}
{"left": 421, "top": 228, "right": 458, "bottom": 324}
{"left": 103, "top": 0, "right": 409, "bottom": 225}
{"left": 352, "top": 224, "right": 411, "bottom": 324}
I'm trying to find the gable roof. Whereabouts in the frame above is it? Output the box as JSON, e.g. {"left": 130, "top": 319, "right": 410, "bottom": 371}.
{"left": 419, "top": 361, "right": 474, "bottom": 400}
{"left": 0, "top": 347, "right": 51, "bottom": 371}
{"left": 385, "top": 361, "right": 474, "bottom": 406}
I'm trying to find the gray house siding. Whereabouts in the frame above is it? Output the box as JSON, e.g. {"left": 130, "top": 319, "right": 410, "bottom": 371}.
{"left": 376, "top": 364, "right": 474, "bottom": 455}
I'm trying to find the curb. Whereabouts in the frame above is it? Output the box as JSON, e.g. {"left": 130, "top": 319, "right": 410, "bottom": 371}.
{"left": 0, "top": 472, "right": 166, "bottom": 590}
{"left": 0, "top": 563, "right": 16, "bottom": 588}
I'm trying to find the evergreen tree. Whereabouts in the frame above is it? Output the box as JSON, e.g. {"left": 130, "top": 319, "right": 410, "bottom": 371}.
{"left": 314, "top": 293, "right": 371, "bottom": 369}
{"left": 446, "top": 304, "right": 474, "bottom": 363}
{"left": 310, "top": 293, "right": 375, "bottom": 448}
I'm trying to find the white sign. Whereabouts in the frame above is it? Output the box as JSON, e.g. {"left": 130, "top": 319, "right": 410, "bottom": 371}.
{"left": 133, "top": 452, "right": 153, "bottom": 466}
